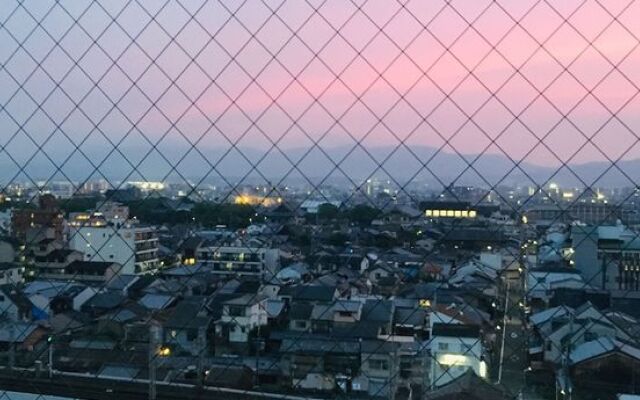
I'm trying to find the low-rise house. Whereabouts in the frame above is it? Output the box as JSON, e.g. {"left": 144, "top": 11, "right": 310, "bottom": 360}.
{"left": 357, "top": 339, "right": 399, "bottom": 398}
{"left": 33, "top": 248, "right": 83, "bottom": 277}
{"left": 164, "top": 298, "right": 212, "bottom": 356}
{"left": 0, "top": 238, "right": 16, "bottom": 263}
{"left": 278, "top": 284, "right": 338, "bottom": 305}
{"left": 569, "top": 337, "right": 640, "bottom": 397}
{"left": 527, "top": 267, "right": 587, "bottom": 308}
{"left": 81, "top": 291, "right": 126, "bottom": 317}
{"left": 310, "top": 300, "right": 363, "bottom": 333}
{"left": 429, "top": 323, "right": 487, "bottom": 388}
{"left": 0, "top": 285, "right": 32, "bottom": 321}
{"left": 288, "top": 303, "right": 313, "bottom": 332}
{"left": 50, "top": 285, "right": 97, "bottom": 313}
{"left": 425, "top": 369, "right": 510, "bottom": 400}
{"left": 0, "top": 322, "right": 47, "bottom": 352}
{"left": 280, "top": 336, "right": 360, "bottom": 392}
{"left": 217, "top": 294, "right": 270, "bottom": 343}
{"left": 138, "top": 293, "right": 177, "bottom": 310}
{"left": 529, "top": 302, "right": 633, "bottom": 365}
{"left": 0, "top": 262, "right": 24, "bottom": 285}
{"left": 40, "top": 260, "right": 123, "bottom": 284}
{"left": 367, "top": 261, "right": 401, "bottom": 287}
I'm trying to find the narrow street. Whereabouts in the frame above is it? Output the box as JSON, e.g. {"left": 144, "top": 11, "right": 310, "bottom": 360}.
{"left": 496, "top": 277, "right": 546, "bottom": 400}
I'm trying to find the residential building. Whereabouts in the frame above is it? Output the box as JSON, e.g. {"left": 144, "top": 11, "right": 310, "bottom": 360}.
{"left": 39, "top": 260, "right": 123, "bottom": 284}
{"left": 68, "top": 219, "right": 159, "bottom": 275}
{"left": 0, "top": 263, "right": 24, "bottom": 285}
{"left": 217, "top": 294, "right": 270, "bottom": 343}
{"left": 11, "top": 194, "right": 64, "bottom": 241}
{"left": 197, "top": 244, "right": 279, "bottom": 278}
{"left": 429, "top": 323, "right": 487, "bottom": 388}
{"left": 571, "top": 223, "right": 640, "bottom": 291}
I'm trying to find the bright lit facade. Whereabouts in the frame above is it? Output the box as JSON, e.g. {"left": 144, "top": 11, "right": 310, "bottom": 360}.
{"left": 429, "top": 323, "right": 487, "bottom": 388}
{"left": 69, "top": 224, "right": 136, "bottom": 275}
{"left": 425, "top": 209, "right": 477, "bottom": 218}
{"left": 68, "top": 223, "right": 159, "bottom": 275}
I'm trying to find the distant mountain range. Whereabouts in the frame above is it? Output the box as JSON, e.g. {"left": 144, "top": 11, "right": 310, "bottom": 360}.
{"left": 1, "top": 143, "right": 638, "bottom": 189}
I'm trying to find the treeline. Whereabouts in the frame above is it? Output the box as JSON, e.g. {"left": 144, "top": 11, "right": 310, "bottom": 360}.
{"left": 35, "top": 195, "right": 385, "bottom": 229}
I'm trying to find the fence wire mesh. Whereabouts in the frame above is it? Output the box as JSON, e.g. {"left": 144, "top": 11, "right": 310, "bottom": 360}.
{"left": 1, "top": 0, "right": 640, "bottom": 399}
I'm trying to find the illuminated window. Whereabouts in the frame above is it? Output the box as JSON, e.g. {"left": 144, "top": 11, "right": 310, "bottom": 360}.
{"left": 419, "top": 299, "right": 431, "bottom": 308}
{"left": 440, "top": 210, "right": 447, "bottom": 217}
{"left": 454, "top": 210, "right": 461, "bottom": 218}
{"left": 447, "top": 210, "right": 455, "bottom": 217}
{"left": 469, "top": 211, "right": 477, "bottom": 218}
{"left": 426, "top": 210, "right": 433, "bottom": 217}
{"left": 461, "top": 211, "right": 469, "bottom": 218}
{"left": 433, "top": 210, "right": 440, "bottom": 217}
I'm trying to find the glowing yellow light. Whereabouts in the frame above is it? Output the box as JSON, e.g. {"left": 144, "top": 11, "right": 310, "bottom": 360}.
{"left": 158, "top": 347, "right": 171, "bottom": 357}
{"left": 419, "top": 299, "right": 431, "bottom": 308}
{"left": 438, "top": 354, "right": 468, "bottom": 366}
{"left": 479, "top": 361, "right": 487, "bottom": 378}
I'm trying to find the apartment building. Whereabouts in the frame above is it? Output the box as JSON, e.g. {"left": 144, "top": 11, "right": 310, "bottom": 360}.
{"left": 196, "top": 244, "right": 279, "bottom": 277}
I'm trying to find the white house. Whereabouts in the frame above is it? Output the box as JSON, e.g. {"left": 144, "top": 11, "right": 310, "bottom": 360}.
{"left": 0, "top": 263, "right": 24, "bottom": 285}
{"left": 218, "top": 294, "right": 269, "bottom": 343}
{"left": 429, "top": 323, "right": 487, "bottom": 388}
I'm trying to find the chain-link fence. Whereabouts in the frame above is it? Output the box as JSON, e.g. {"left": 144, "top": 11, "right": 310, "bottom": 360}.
{"left": 1, "top": 1, "right": 640, "bottom": 399}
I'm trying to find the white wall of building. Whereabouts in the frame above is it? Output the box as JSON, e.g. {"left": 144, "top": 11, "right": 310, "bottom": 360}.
{"left": 68, "top": 225, "right": 135, "bottom": 275}
{"left": 430, "top": 335, "right": 486, "bottom": 388}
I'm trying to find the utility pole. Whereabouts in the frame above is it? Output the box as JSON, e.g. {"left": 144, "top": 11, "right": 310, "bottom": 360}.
{"left": 197, "top": 326, "right": 206, "bottom": 389}
{"left": 8, "top": 324, "right": 15, "bottom": 373}
{"left": 48, "top": 334, "right": 54, "bottom": 379}
{"left": 254, "top": 303, "right": 263, "bottom": 388}
{"left": 497, "top": 280, "right": 509, "bottom": 384}
{"left": 149, "top": 323, "right": 162, "bottom": 400}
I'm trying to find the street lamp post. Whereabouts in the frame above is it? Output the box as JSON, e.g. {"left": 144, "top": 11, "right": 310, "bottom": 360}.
{"left": 47, "top": 335, "right": 54, "bottom": 379}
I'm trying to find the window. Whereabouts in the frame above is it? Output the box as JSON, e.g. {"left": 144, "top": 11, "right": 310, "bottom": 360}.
{"left": 228, "top": 305, "right": 245, "bottom": 317}
{"left": 369, "top": 359, "right": 389, "bottom": 370}
{"left": 438, "top": 342, "right": 449, "bottom": 351}
{"left": 459, "top": 343, "right": 472, "bottom": 353}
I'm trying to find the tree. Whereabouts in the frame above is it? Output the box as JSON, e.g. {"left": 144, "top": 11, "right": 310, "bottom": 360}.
{"left": 348, "top": 204, "right": 381, "bottom": 226}
{"left": 316, "top": 203, "right": 339, "bottom": 221}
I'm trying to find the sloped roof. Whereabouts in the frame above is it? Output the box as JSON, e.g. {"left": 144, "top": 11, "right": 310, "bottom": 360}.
{"left": 426, "top": 369, "right": 510, "bottom": 400}
{"left": 570, "top": 336, "right": 640, "bottom": 365}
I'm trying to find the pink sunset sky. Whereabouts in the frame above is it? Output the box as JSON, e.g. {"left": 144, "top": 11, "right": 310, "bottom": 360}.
{"left": 1, "top": 0, "right": 639, "bottom": 167}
